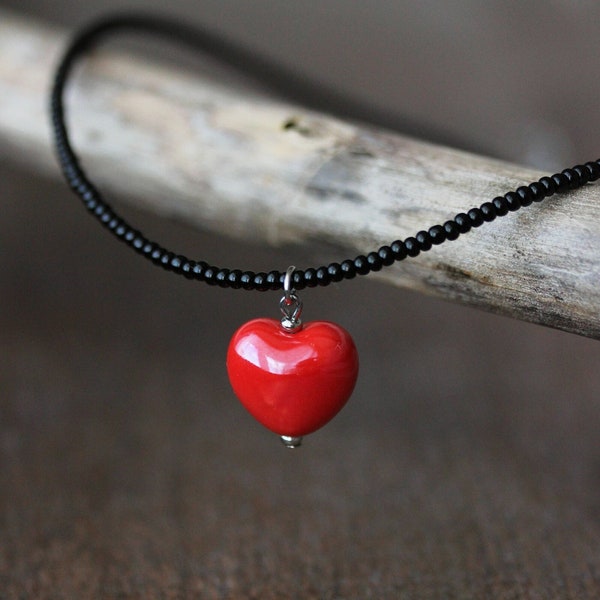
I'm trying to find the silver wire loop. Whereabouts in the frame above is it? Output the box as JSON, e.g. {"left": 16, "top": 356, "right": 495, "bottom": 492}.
{"left": 283, "top": 265, "right": 295, "bottom": 300}
{"left": 280, "top": 266, "right": 303, "bottom": 331}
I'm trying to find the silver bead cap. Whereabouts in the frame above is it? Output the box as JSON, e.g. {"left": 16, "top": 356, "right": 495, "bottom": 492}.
{"left": 280, "top": 435, "right": 303, "bottom": 448}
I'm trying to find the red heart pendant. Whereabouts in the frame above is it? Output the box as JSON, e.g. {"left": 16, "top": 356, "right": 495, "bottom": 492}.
{"left": 226, "top": 318, "right": 359, "bottom": 442}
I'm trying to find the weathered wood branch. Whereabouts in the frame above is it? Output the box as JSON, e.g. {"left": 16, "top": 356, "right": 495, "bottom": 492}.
{"left": 1, "top": 9, "right": 599, "bottom": 338}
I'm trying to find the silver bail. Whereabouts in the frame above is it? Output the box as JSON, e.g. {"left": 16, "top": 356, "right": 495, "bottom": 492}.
{"left": 280, "top": 266, "right": 303, "bottom": 332}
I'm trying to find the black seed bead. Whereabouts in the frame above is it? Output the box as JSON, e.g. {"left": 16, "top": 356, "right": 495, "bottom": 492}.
{"left": 150, "top": 247, "right": 164, "bottom": 264}
{"left": 454, "top": 213, "right": 471, "bottom": 234}
{"left": 315, "top": 266, "right": 330, "bottom": 286}
{"left": 170, "top": 255, "right": 185, "bottom": 273}
{"left": 69, "top": 176, "right": 82, "bottom": 190}
{"left": 584, "top": 161, "right": 600, "bottom": 182}
{"left": 240, "top": 271, "right": 255, "bottom": 290}
{"left": 327, "top": 262, "right": 344, "bottom": 282}
{"left": 390, "top": 240, "right": 407, "bottom": 261}
{"left": 132, "top": 236, "right": 145, "bottom": 251}
{"left": 443, "top": 220, "right": 460, "bottom": 241}
{"left": 340, "top": 259, "right": 357, "bottom": 279}
{"left": 492, "top": 196, "right": 509, "bottom": 216}
{"left": 479, "top": 202, "right": 496, "bottom": 222}
{"left": 366, "top": 251, "right": 383, "bottom": 271}
{"left": 115, "top": 223, "right": 128, "bottom": 238}
{"left": 539, "top": 176, "right": 556, "bottom": 196}
{"left": 160, "top": 252, "right": 175, "bottom": 270}
{"left": 175, "top": 259, "right": 189, "bottom": 277}
{"left": 266, "top": 271, "right": 281, "bottom": 290}
{"left": 404, "top": 237, "right": 420, "bottom": 257}
{"left": 253, "top": 272, "right": 270, "bottom": 291}
{"left": 561, "top": 168, "right": 579, "bottom": 189}
{"left": 192, "top": 261, "right": 208, "bottom": 281}
{"left": 415, "top": 230, "right": 432, "bottom": 251}
{"left": 377, "top": 246, "right": 395, "bottom": 266}
{"left": 467, "top": 208, "right": 484, "bottom": 227}
{"left": 105, "top": 216, "right": 118, "bottom": 229}
{"left": 528, "top": 182, "right": 546, "bottom": 202}
{"left": 215, "top": 268, "right": 230, "bottom": 287}
{"left": 114, "top": 221, "right": 129, "bottom": 241}
{"left": 551, "top": 172, "right": 569, "bottom": 193}
{"left": 277, "top": 272, "right": 287, "bottom": 287}
{"left": 123, "top": 229, "right": 136, "bottom": 244}
{"left": 85, "top": 198, "right": 98, "bottom": 212}
{"left": 428, "top": 225, "right": 446, "bottom": 244}
{"left": 303, "top": 268, "right": 318, "bottom": 287}
{"left": 203, "top": 266, "right": 218, "bottom": 285}
{"left": 82, "top": 189, "right": 96, "bottom": 203}
{"left": 573, "top": 165, "right": 589, "bottom": 185}
{"left": 569, "top": 168, "right": 582, "bottom": 187}
{"left": 516, "top": 186, "right": 533, "bottom": 207}
{"left": 84, "top": 196, "right": 97, "bottom": 210}
{"left": 228, "top": 269, "right": 243, "bottom": 289}
{"left": 353, "top": 255, "right": 370, "bottom": 275}
{"left": 100, "top": 211, "right": 113, "bottom": 224}
{"left": 504, "top": 192, "right": 521, "bottom": 212}
{"left": 141, "top": 242, "right": 155, "bottom": 256}
{"left": 107, "top": 216, "right": 121, "bottom": 231}
{"left": 292, "top": 270, "right": 306, "bottom": 290}
{"left": 182, "top": 260, "right": 196, "bottom": 279}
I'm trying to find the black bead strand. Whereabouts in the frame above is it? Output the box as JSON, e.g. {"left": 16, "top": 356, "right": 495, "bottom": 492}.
{"left": 49, "top": 13, "right": 599, "bottom": 291}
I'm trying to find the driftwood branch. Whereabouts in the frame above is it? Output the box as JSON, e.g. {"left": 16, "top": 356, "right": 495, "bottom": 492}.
{"left": 1, "top": 10, "right": 599, "bottom": 339}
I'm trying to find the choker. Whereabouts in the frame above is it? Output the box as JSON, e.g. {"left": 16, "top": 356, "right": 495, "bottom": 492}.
{"left": 50, "top": 14, "right": 599, "bottom": 448}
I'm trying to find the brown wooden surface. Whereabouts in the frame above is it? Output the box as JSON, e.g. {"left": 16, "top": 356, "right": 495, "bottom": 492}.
{"left": 2, "top": 163, "right": 600, "bottom": 598}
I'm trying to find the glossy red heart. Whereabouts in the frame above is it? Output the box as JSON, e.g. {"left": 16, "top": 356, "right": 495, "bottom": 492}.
{"left": 226, "top": 318, "right": 359, "bottom": 438}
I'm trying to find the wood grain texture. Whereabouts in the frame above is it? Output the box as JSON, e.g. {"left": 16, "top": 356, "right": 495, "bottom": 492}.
{"left": 2, "top": 162, "right": 600, "bottom": 598}
{"left": 1, "top": 9, "right": 599, "bottom": 339}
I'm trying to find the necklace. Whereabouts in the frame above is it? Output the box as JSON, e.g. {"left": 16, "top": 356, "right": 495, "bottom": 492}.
{"left": 50, "top": 13, "right": 599, "bottom": 448}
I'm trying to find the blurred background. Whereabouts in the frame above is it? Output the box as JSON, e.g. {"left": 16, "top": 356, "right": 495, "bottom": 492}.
{"left": 2, "top": 1, "right": 600, "bottom": 597}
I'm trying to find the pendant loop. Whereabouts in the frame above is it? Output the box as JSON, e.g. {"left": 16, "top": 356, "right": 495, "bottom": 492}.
{"left": 283, "top": 265, "right": 295, "bottom": 300}
{"left": 280, "top": 265, "right": 303, "bottom": 332}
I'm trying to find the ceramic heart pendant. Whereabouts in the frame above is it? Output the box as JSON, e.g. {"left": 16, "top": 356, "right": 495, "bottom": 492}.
{"left": 226, "top": 318, "right": 359, "bottom": 447}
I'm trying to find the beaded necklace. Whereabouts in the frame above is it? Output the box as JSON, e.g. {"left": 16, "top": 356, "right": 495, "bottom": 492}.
{"left": 50, "top": 14, "right": 599, "bottom": 447}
